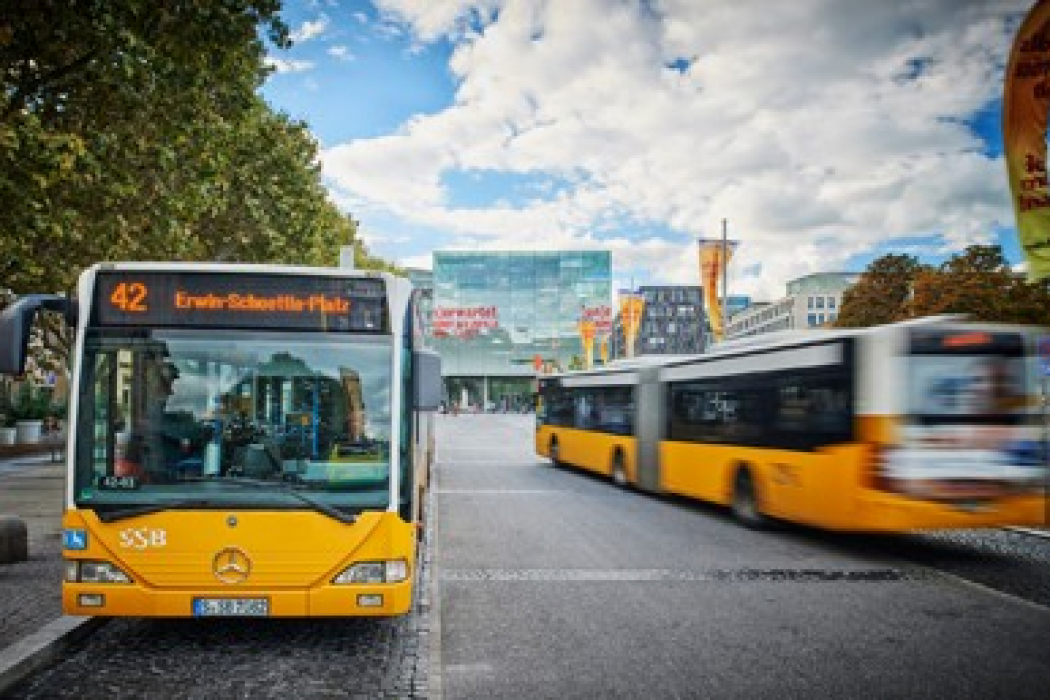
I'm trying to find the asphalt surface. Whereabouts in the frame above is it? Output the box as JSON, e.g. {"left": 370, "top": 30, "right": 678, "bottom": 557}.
{"left": 3, "top": 415, "right": 1050, "bottom": 699}
{"left": 433, "top": 415, "right": 1050, "bottom": 699}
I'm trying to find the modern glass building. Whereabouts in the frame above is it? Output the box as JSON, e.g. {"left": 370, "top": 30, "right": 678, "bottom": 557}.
{"left": 431, "top": 251, "right": 612, "bottom": 411}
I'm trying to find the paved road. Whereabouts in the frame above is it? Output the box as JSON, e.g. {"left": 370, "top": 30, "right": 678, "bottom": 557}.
{"left": 434, "top": 415, "right": 1050, "bottom": 699}
{"left": 7, "top": 415, "right": 1050, "bottom": 698}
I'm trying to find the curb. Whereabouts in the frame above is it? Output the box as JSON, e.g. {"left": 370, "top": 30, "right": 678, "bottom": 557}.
{"left": 1004, "top": 526, "right": 1050, "bottom": 540}
{"left": 0, "top": 616, "right": 107, "bottom": 696}
{"left": 427, "top": 457, "right": 444, "bottom": 700}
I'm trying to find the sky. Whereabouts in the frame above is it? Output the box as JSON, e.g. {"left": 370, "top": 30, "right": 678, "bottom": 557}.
{"left": 260, "top": 0, "right": 1033, "bottom": 302}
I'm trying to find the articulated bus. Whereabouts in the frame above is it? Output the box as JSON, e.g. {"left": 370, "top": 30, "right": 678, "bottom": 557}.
{"left": 0, "top": 262, "right": 442, "bottom": 617}
{"left": 536, "top": 318, "right": 1047, "bottom": 532}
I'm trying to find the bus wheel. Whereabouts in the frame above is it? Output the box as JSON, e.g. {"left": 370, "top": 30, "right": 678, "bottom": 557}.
{"left": 549, "top": 438, "right": 562, "bottom": 467}
{"left": 732, "top": 468, "right": 768, "bottom": 529}
{"left": 611, "top": 452, "right": 628, "bottom": 488}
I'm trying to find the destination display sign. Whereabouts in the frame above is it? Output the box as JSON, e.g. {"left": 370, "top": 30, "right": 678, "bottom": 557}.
{"left": 91, "top": 272, "right": 388, "bottom": 332}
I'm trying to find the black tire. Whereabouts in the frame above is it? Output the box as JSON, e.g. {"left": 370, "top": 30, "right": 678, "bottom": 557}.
{"left": 611, "top": 451, "right": 628, "bottom": 488}
{"left": 548, "top": 438, "right": 562, "bottom": 467}
{"left": 732, "top": 468, "right": 769, "bottom": 529}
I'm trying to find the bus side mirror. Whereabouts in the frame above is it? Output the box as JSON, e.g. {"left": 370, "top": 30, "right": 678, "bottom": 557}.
{"left": 413, "top": 350, "right": 443, "bottom": 411}
{"left": 0, "top": 295, "right": 78, "bottom": 375}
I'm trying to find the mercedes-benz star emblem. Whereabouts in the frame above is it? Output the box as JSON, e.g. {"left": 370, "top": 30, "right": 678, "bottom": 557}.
{"left": 212, "top": 547, "right": 251, "bottom": 585}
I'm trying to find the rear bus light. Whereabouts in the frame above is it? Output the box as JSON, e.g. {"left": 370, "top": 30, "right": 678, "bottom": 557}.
{"left": 65, "top": 560, "right": 132, "bottom": 584}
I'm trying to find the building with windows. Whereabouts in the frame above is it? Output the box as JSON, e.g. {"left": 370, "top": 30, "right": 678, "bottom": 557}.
{"left": 609, "top": 285, "right": 706, "bottom": 360}
{"left": 724, "top": 272, "right": 859, "bottom": 341}
{"left": 428, "top": 251, "right": 612, "bottom": 410}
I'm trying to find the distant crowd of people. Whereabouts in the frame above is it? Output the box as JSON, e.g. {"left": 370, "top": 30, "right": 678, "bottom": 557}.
{"left": 440, "top": 397, "right": 532, "bottom": 415}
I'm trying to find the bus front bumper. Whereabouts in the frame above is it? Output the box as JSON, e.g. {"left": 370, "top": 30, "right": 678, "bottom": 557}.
{"left": 62, "top": 580, "right": 414, "bottom": 617}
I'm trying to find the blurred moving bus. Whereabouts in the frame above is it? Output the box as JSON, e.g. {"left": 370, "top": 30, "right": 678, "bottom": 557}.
{"left": 0, "top": 262, "right": 442, "bottom": 617}
{"left": 536, "top": 318, "right": 1047, "bottom": 532}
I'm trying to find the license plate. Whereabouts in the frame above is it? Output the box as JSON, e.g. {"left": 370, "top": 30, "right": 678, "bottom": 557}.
{"left": 193, "top": 598, "right": 269, "bottom": 617}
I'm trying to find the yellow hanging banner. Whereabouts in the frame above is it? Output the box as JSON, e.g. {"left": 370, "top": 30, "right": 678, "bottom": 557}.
{"left": 579, "top": 319, "right": 596, "bottom": 369}
{"left": 698, "top": 238, "right": 738, "bottom": 342}
{"left": 618, "top": 291, "right": 646, "bottom": 358}
{"left": 1004, "top": 0, "right": 1050, "bottom": 281}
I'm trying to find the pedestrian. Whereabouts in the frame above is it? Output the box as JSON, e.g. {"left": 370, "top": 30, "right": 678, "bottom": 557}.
{"left": 44, "top": 415, "right": 62, "bottom": 463}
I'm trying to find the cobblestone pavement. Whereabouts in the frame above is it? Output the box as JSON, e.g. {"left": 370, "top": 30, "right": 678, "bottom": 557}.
{"left": 894, "top": 528, "right": 1050, "bottom": 608}
{"left": 0, "top": 537, "right": 64, "bottom": 652}
{"left": 0, "top": 456, "right": 66, "bottom": 653}
{"left": 776, "top": 525, "right": 1050, "bottom": 609}
{"left": 10, "top": 614, "right": 431, "bottom": 699}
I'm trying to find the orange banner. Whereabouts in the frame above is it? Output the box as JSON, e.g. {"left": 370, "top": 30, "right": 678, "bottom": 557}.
{"left": 1004, "top": 0, "right": 1050, "bottom": 282}
{"left": 579, "top": 319, "right": 596, "bottom": 369}
{"left": 698, "top": 239, "right": 738, "bottom": 342}
{"left": 619, "top": 292, "right": 646, "bottom": 358}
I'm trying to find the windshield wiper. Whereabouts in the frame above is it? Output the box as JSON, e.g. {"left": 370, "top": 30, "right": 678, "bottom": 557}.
{"left": 97, "top": 499, "right": 218, "bottom": 523}
{"left": 180, "top": 476, "right": 358, "bottom": 524}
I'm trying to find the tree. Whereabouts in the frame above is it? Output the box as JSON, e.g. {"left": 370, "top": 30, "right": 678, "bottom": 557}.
{"left": 0, "top": 1, "right": 397, "bottom": 297}
{"left": 834, "top": 254, "right": 928, "bottom": 328}
{"left": 1, "top": 1, "right": 291, "bottom": 293}
{"left": 903, "top": 245, "right": 1050, "bottom": 324}
{"left": 835, "top": 245, "right": 1050, "bottom": 328}
{"left": 0, "top": 1, "right": 404, "bottom": 376}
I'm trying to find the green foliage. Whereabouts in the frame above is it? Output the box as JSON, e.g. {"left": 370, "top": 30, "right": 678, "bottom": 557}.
{"left": 9, "top": 384, "right": 53, "bottom": 421}
{"left": 835, "top": 254, "right": 928, "bottom": 328}
{"left": 0, "top": 2, "right": 393, "bottom": 291}
{"left": 0, "top": 1, "right": 402, "bottom": 366}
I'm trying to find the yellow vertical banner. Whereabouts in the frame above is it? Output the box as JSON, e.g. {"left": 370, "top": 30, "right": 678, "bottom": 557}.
{"left": 579, "top": 319, "right": 596, "bottom": 369}
{"left": 1004, "top": 0, "right": 1050, "bottom": 281}
{"left": 599, "top": 335, "right": 609, "bottom": 365}
{"left": 619, "top": 291, "right": 646, "bottom": 358}
{"left": 698, "top": 238, "right": 739, "bottom": 342}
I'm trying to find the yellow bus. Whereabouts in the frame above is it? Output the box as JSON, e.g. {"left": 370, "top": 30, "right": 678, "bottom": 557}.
{"left": 0, "top": 262, "right": 442, "bottom": 617}
{"left": 536, "top": 318, "right": 1047, "bottom": 532}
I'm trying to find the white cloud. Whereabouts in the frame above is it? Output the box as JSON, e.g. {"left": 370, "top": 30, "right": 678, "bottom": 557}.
{"left": 322, "top": 0, "right": 1030, "bottom": 301}
{"left": 290, "top": 16, "right": 330, "bottom": 43}
{"left": 265, "top": 57, "right": 315, "bottom": 74}
{"left": 328, "top": 45, "right": 355, "bottom": 61}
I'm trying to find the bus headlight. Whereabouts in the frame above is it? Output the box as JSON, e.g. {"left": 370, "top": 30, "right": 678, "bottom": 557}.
{"left": 65, "top": 560, "right": 132, "bottom": 584}
{"left": 333, "top": 560, "right": 408, "bottom": 584}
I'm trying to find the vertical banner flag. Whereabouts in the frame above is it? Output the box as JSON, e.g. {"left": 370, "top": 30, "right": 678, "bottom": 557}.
{"left": 600, "top": 335, "right": 609, "bottom": 366}
{"left": 580, "top": 304, "right": 612, "bottom": 367}
{"left": 698, "top": 238, "right": 739, "bottom": 342}
{"left": 619, "top": 290, "right": 646, "bottom": 358}
{"left": 1004, "top": 0, "right": 1050, "bottom": 281}
{"left": 579, "top": 319, "right": 596, "bottom": 369}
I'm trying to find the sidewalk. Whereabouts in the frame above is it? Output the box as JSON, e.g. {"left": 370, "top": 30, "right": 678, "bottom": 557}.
{"left": 0, "top": 451, "right": 100, "bottom": 695}
{"left": 0, "top": 453, "right": 66, "bottom": 651}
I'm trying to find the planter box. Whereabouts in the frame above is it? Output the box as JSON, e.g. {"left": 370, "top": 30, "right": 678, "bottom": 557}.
{"left": 0, "top": 427, "right": 15, "bottom": 446}
{"left": 15, "top": 419, "right": 43, "bottom": 444}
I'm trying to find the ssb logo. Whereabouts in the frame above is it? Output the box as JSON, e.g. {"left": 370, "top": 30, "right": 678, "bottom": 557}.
{"left": 119, "top": 527, "right": 167, "bottom": 550}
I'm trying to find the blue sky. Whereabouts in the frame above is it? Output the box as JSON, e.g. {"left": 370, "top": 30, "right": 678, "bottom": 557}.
{"left": 260, "top": 0, "right": 1033, "bottom": 302}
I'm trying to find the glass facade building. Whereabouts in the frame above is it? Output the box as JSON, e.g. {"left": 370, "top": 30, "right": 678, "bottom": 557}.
{"left": 431, "top": 251, "right": 612, "bottom": 411}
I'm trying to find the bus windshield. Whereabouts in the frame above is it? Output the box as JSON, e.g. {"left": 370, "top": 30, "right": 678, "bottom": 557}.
{"left": 74, "top": 330, "right": 393, "bottom": 517}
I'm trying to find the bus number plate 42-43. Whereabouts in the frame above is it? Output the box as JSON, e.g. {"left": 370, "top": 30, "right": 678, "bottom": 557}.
{"left": 192, "top": 598, "right": 269, "bottom": 617}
